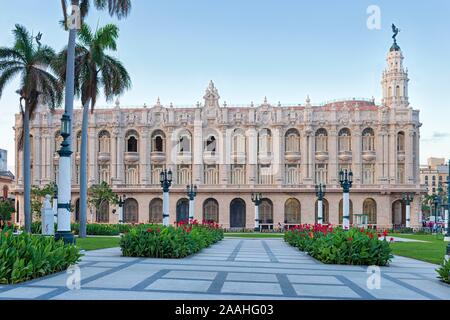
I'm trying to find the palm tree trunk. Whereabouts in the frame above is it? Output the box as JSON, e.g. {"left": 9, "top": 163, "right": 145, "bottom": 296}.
{"left": 23, "top": 103, "right": 31, "bottom": 233}
{"left": 79, "top": 98, "right": 90, "bottom": 238}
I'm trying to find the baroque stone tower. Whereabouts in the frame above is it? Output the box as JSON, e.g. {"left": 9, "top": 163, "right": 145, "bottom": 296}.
{"left": 381, "top": 26, "right": 409, "bottom": 108}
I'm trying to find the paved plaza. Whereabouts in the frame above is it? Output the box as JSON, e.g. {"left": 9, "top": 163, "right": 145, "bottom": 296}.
{"left": 0, "top": 238, "right": 448, "bottom": 300}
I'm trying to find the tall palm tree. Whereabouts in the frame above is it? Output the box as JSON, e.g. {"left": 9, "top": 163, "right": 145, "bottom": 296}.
{"left": 54, "top": 23, "right": 131, "bottom": 237}
{"left": 58, "top": 0, "right": 131, "bottom": 238}
{"left": 0, "top": 25, "right": 63, "bottom": 232}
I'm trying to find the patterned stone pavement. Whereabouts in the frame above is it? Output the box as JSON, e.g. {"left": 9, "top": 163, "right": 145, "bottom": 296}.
{"left": 0, "top": 238, "right": 448, "bottom": 300}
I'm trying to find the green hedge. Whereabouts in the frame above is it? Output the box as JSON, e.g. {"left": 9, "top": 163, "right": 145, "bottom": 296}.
{"left": 0, "top": 229, "right": 82, "bottom": 284}
{"left": 30, "top": 222, "right": 160, "bottom": 236}
{"left": 284, "top": 224, "right": 393, "bottom": 266}
{"left": 120, "top": 222, "right": 223, "bottom": 258}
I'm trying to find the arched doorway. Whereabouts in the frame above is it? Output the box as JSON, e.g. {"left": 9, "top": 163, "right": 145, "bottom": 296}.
{"left": 203, "top": 198, "right": 219, "bottom": 223}
{"left": 176, "top": 198, "right": 189, "bottom": 223}
{"left": 260, "top": 198, "right": 273, "bottom": 229}
{"left": 149, "top": 198, "right": 163, "bottom": 223}
{"left": 230, "top": 198, "right": 246, "bottom": 228}
{"left": 284, "top": 198, "right": 301, "bottom": 225}
{"left": 339, "top": 199, "right": 354, "bottom": 225}
{"left": 75, "top": 198, "right": 80, "bottom": 222}
{"left": 124, "top": 198, "right": 139, "bottom": 223}
{"left": 363, "top": 198, "right": 377, "bottom": 225}
{"left": 96, "top": 201, "right": 109, "bottom": 223}
{"left": 315, "top": 198, "right": 329, "bottom": 224}
{"left": 392, "top": 199, "right": 406, "bottom": 228}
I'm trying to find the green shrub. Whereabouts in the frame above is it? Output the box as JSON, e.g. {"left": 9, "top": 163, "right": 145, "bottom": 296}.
{"left": 436, "top": 258, "right": 450, "bottom": 284}
{"left": 0, "top": 230, "right": 82, "bottom": 284}
{"left": 285, "top": 224, "right": 393, "bottom": 266}
{"left": 120, "top": 221, "right": 223, "bottom": 258}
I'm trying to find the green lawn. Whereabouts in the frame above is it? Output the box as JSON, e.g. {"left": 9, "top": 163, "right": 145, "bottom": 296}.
{"left": 224, "top": 233, "right": 285, "bottom": 238}
{"left": 389, "top": 233, "right": 448, "bottom": 265}
{"left": 75, "top": 236, "right": 120, "bottom": 251}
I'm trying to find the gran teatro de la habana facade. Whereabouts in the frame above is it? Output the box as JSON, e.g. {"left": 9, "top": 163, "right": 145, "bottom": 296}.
{"left": 13, "top": 38, "right": 424, "bottom": 230}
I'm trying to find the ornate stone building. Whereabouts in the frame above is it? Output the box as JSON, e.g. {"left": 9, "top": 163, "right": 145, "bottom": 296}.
{"left": 13, "top": 38, "right": 423, "bottom": 229}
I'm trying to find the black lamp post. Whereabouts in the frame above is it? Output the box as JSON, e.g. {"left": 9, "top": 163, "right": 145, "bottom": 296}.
{"left": 118, "top": 194, "right": 126, "bottom": 224}
{"left": 186, "top": 184, "right": 198, "bottom": 221}
{"left": 339, "top": 169, "right": 353, "bottom": 229}
{"left": 433, "top": 188, "right": 442, "bottom": 234}
{"left": 315, "top": 183, "right": 326, "bottom": 224}
{"left": 251, "top": 192, "right": 263, "bottom": 231}
{"left": 444, "top": 160, "right": 450, "bottom": 257}
{"left": 160, "top": 169, "right": 172, "bottom": 226}
{"left": 402, "top": 192, "right": 414, "bottom": 228}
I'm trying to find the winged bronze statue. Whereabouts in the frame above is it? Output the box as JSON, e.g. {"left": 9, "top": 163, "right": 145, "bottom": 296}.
{"left": 392, "top": 24, "right": 400, "bottom": 42}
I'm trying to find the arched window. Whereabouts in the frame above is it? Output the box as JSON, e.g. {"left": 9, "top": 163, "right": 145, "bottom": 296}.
{"left": 258, "top": 129, "right": 272, "bottom": 154}
{"left": 178, "top": 131, "right": 191, "bottom": 153}
{"left": 232, "top": 129, "right": 246, "bottom": 155}
{"left": 151, "top": 130, "right": 165, "bottom": 152}
{"left": 338, "top": 128, "right": 351, "bottom": 152}
{"left": 339, "top": 199, "right": 354, "bottom": 225}
{"left": 284, "top": 198, "right": 301, "bottom": 224}
{"left": 203, "top": 198, "right": 219, "bottom": 223}
{"left": 363, "top": 198, "right": 377, "bottom": 225}
{"left": 285, "top": 129, "right": 300, "bottom": 153}
{"left": 149, "top": 198, "right": 163, "bottom": 223}
{"left": 124, "top": 198, "right": 139, "bottom": 223}
{"left": 98, "top": 130, "right": 110, "bottom": 153}
{"left": 260, "top": 199, "right": 273, "bottom": 224}
{"left": 397, "top": 131, "right": 405, "bottom": 152}
{"left": 362, "top": 128, "right": 375, "bottom": 152}
{"left": 205, "top": 135, "right": 217, "bottom": 153}
{"left": 125, "top": 165, "right": 138, "bottom": 185}
{"left": 315, "top": 128, "right": 328, "bottom": 152}
{"left": 315, "top": 198, "right": 329, "bottom": 224}
{"left": 96, "top": 201, "right": 109, "bottom": 223}
{"left": 126, "top": 130, "right": 139, "bottom": 152}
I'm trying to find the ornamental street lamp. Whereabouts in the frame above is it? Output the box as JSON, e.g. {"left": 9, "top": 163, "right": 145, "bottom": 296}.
{"left": 433, "top": 188, "right": 442, "bottom": 234}
{"left": 445, "top": 160, "right": 450, "bottom": 245}
{"left": 160, "top": 169, "right": 173, "bottom": 226}
{"left": 339, "top": 169, "right": 353, "bottom": 230}
{"left": 402, "top": 192, "right": 414, "bottom": 228}
{"left": 251, "top": 193, "right": 263, "bottom": 231}
{"left": 315, "top": 184, "right": 326, "bottom": 224}
{"left": 54, "top": 113, "right": 75, "bottom": 244}
{"left": 186, "top": 184, "right": 198, "bottom": 221}
{"left": 117, "top": 195, "right": 126, "bottom": 224}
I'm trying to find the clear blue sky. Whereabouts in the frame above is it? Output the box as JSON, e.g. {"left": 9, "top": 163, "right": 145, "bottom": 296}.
{"left": 1, "top": 0, "right": 449, "bottom": 173}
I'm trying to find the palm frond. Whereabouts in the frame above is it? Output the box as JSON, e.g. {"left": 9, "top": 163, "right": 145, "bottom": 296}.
{"left": 94, "top": 0, "right": 131, "bottom": 19}
{"left": 0, "top": 66, "right": 23, "bottom": 98}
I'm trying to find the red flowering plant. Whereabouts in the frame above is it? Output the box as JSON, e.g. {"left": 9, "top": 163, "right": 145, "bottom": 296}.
{"left": 285, "top": 224, "right": 393, "bottom": 266}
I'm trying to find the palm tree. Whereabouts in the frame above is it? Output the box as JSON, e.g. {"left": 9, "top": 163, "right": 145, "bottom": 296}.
{"left": 54, "top": 23, "right": 131, "bottom": 237}
{"left": 58, "top": 0, "right": 131, "bottom": 238}
{"left": 0, "top": 25, "right": 63, "bottom": 232}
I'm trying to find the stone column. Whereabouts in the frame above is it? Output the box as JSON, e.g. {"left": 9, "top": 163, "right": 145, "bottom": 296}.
{"left": 193, "top": 116, "right": 203, "bottom": 184}
{"left": 88, "top": 126, "right": 97, "bottom": 184}
{"left": 300, "top": 131, "right": 308, "bottom": 183}
{"left": 328, "top": 127, "right": 337, "bottom": 185}
{"left": 405, "top": 129, "right": 414, "bottom": 184}
{"left": 117, "top": 130, "right": 125, "bottom": 184}
{"left": 33, "top": 129, "right": 41, "bottom": 185}
{"left": 389, "top": 129, "right": 396, "bottom": 184}
{"left": 273, "top": 127, "right": 283, "bottom": 185}
{"left": 352, "top": 129, "right": 362, "bottom": 184}
{"left": 247, "top": 127, "right": 258, "bottom": 185}
{"left": 139, "top": 128, "right": 149, "bottom": 184}
{"left": 220, "top": 127, "right": 230, "bottom": 184}
{"left": 111, "top": 128, "right": 118, "bottom": 184}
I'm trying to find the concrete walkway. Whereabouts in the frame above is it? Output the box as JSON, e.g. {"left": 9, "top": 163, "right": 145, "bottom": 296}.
{"left": 0, "top": 238, "right": 448, "bottom": 300}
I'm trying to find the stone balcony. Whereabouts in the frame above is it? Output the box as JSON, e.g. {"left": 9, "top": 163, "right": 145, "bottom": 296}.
{"left": 203, "top": 151, "right": 219, "bottom": 164}
{"left": 177, "top": 151, "right": 192, "bottom": 163}
{"left": 362, "top": 150, "right": 376, "bottom": 162}
{"left": 231, "top": 152, "right": 246, "bottom": 164}
{"left": 151, "top": 151, "right": 166, "bottom": 163}
{"left": 97, "top": 152, "right": 111, "bottom": 164}
{"left": 315, "top": 151, "right": 329, "bottom": 161}
{"left": 284, "top": 151, "right": 301, "bottom": 162}
{"left": 338, "top": 150, "right": 352, "bottom": 162}
{"left": 124, "top": 152, "right": 139, "bottom": 163}
{"left": 258, "top": 152, "right": 273, "bottom": 164}
{"left": 397, "top": 151, "right": 406, "bottom": 162}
